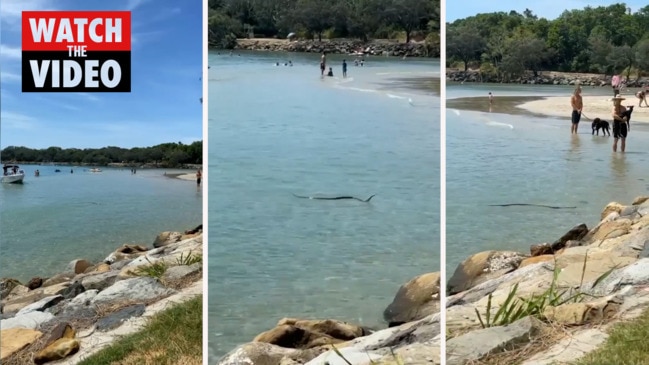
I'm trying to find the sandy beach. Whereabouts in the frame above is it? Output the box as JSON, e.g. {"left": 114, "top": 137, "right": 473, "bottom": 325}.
{"left": 518, "top": 95, "right": 649, "bottom": 123}
{"left": 164, "top": 172, "right": 198, "bottom": 181}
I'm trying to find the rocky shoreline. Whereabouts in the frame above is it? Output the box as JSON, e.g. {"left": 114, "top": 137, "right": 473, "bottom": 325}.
{"left": 230, "top": 38, "right": 439, "bottom": 58}
{"left": 447, "top": 69, "right": 649, "bottom": 87}
{"left": 216, "top": 272, "right": 441, "bottom": 365}
{"left": 0, "top": 225, "right": 203, "bottom": 364}
{"left": 445, "top": 196, "right": 649, "bottom": 364}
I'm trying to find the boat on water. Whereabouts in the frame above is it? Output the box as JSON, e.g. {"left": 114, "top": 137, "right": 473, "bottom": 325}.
{"left": 89, "top": 168, "right": 102, "bottom": 173}
{"left": 2, "top": 164, "right": 25, "bottom": 184}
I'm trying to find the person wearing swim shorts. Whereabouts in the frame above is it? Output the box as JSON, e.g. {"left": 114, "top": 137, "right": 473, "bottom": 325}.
{"left": 320, "top": 52, "right": 326, "bottom": 76}
{"left": 636, "top": 90, "right": 648, "bottom": 107}
{"left": 570, "top": 87, "right": 583, "bottom": 134}
{"left": 612, "top": 95, "right": 629, "bottom": 152}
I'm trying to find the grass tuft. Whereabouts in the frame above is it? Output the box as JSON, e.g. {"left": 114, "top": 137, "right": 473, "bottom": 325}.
{"left": 77, "top": 295, "right": 202, "bottom": 365}
{"left": 475, "top": 253, "right": 616, "bottom": 328}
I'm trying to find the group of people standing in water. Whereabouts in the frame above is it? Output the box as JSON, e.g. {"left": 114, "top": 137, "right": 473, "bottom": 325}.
{"left": 570, "top": 86, "right": 635, "bottom": 153}
{"left": 319, "top": 51, "right": 364, "bottom": 78}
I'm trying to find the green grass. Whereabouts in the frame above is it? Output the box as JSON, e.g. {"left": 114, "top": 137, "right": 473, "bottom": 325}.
{"left": 572, "top": 306, "right": 649, "bottom": 365}
{"left": 77, "top": 295, "right": 202, "bottom": 365}
{"left": 136, "top": 252, "right": 202, "bottom": 279}
{"left": 475, "top": 253, "right": 618, "bottom": 328}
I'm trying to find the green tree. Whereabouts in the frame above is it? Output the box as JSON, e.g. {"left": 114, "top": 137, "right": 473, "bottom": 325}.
{"left": 447, "top": 26, "right": 486, "bottom": 71}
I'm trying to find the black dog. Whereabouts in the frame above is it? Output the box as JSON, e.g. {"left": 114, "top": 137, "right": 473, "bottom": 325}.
{"left": 623, "top": 105, "right": 634, "bottom": 130}
{"left": 592, "top": 118, "right": 610, "bottom": 136}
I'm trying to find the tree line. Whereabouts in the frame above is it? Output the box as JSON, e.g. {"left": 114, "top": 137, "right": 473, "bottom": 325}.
{"left": 447, "top": 4, "right": 649, "bottom": 80}
{"left": 1, "top": 141, "right": 203, "bottom": 167}
{"left": 208, "top": 0, "right": 439, "bottom": 48}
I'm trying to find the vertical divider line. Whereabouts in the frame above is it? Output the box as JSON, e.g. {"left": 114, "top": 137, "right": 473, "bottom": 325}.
{"left": 202, "top": 0, "right": 209, "bottom": 363}
{"left": 439, "top": 0, "right": 447, "bottom": 363}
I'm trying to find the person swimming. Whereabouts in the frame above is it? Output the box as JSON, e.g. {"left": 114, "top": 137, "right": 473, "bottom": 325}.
{"left": 327, "top": 67, "right": 334, "bottom": 77}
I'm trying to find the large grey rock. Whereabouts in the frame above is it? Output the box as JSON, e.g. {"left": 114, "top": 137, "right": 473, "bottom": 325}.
{"left": 42, "top": 272, "right": 75, "bottom": 287}
{"left": 0, "top": 278, "right": 22, "bottom": 300}
{"left": 585, "top": 258, "right": 649, "bottom": 296}
{"left": 91, "top": 277, "right": 176, "bottom": 306}
{"left": 153, "top": 231, "right": 182, "bottom": 248}
{"left": 341, "top": 313, "right": 440, "bottom": 352}
{"left": 96, "top": 304, "right": 146, "bottom": 331}
{"left": 447, "top": 262, "right": 554, "bottom": 308}
{"left": 162, "top": 263, "right": 202, "bottom": 282}
{"left": 60, "top": 281, "right": 85, "bottom": 299}
{"left": 217, "top": 342, "right": 326, "bottom": 365}
{"left": 305, "top": 347, "right": 383, "bottom": 365}
{"left": 68, "top": 290, "right": 98, "bottom": 307}
{"left": 383, "top": 272, "right": 440, "bottom": 326}
{"left": 68, "top": 259, "right": 93, "bottom": 274}
{"left": 80, "top": 271, "right": 119, "bottom": 291}
{"left": 17, "top": 295, "right": 64, "bottom": 316}
{"left": 448, "top": 251, "right": 527, "bottom": 295}
{"left": 446, "top": 316, "right": 543, "bottom": 365}
{"left": 1, "top": 311, "right": 54, "bottom": 330}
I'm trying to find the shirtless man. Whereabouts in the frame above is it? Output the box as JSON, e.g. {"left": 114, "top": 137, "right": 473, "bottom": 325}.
{"left": 612, "top": 95, "right": 629, "bottom": 152}
{"left": 636, "top": 89, "right": 648, "bottom": 107}
{"left": 570, "top": 87, "right": 583, "bottom": 134}
{"left": 320, "top": 52, "right": 326, "bottom": 76}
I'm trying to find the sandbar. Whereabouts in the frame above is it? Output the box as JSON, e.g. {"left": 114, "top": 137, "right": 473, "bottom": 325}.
{"left": 447, "top": 95, "right": 649, "bottom": 123}
{"left": 518, "top": 95, "right": 649, "bottom": 123}
{"left": 164, "top": 173, "right": 197, "bottom": 181}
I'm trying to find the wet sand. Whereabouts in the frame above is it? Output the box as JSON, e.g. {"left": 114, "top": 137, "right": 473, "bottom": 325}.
{"left": 448, "top": 95, "right": 649, "bottom": 123}
{"left": 165, "top": 173, "right": 197, "bottom": 181}
{"left": 377, "top": 76, "right": 439, "bottom": 96}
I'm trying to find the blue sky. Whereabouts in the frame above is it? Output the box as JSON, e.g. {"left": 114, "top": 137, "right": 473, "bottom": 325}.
{"left": 0, "top": 0, "right": 203, "bottom": 149}
{"left": 448, "top": 0, "right": 646, "bottom": 22}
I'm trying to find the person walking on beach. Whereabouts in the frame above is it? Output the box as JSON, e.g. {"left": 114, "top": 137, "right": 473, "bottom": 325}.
{"left": 488, "top": 92, "right": 493, "bottom": 105}
{"left": 612, "top": 95, "right": 629, "bottom": 152}
{"left": 196, "top": 168, "right": 202, "bottom": 186}
{"left": 570, "top": 87, "right": 583, "bottom": 134}
{"left": 636, "top": 89, "right": 648, "bottom": 107}
{"left": 320, "top": 52, "right": 326, "bottom": 77}
{"left": 612, "top": 75, "right": 621, "bottom": 96}
{"left": 342, "top": 59, "right": 347, "bottom": 78}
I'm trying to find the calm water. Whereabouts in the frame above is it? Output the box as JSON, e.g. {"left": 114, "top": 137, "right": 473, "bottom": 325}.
{"left": 446, "top": 83, "right": 649, "bottom": 273}
{"left": 0, "top": 166, "right": 202, "bottom": 281}
{"left": 208, "top": 51, "right": 439, "bottom": 359}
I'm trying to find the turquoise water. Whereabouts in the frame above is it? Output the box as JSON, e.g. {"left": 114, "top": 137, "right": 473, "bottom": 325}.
{"left": 446, "top": 83, "right": 649, "bottom": 273}
{"left": 0, "top": 165, "right": 202, "bottom": 281}
{"left": 208, "top": 51, "right": 439, "bottom": 360}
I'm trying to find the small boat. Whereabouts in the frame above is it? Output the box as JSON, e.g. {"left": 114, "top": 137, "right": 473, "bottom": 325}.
{"left": 89, "top": 168, "right": 102, "bottom": 173}
{"left": 2, "top": 164, "right": 25, "bottom": 184}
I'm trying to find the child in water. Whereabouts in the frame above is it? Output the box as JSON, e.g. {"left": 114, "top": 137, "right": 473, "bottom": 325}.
{"left": 327, "top": 67, "right": 334, "bottom": 77}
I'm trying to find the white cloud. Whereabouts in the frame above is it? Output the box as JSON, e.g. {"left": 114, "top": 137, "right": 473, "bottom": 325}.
{"left": 0, "top": 44, "right": 21, "bottom": 60}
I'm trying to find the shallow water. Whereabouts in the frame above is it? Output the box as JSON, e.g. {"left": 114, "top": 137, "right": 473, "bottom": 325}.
{"left": 446, "top": 83, "right": 649, "bottom": 273}
{"left": 0, "top": 166, "right": 202, "bottom": 281}
{"left": 208, "top": 51, "right": 440, "bottom": 359}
